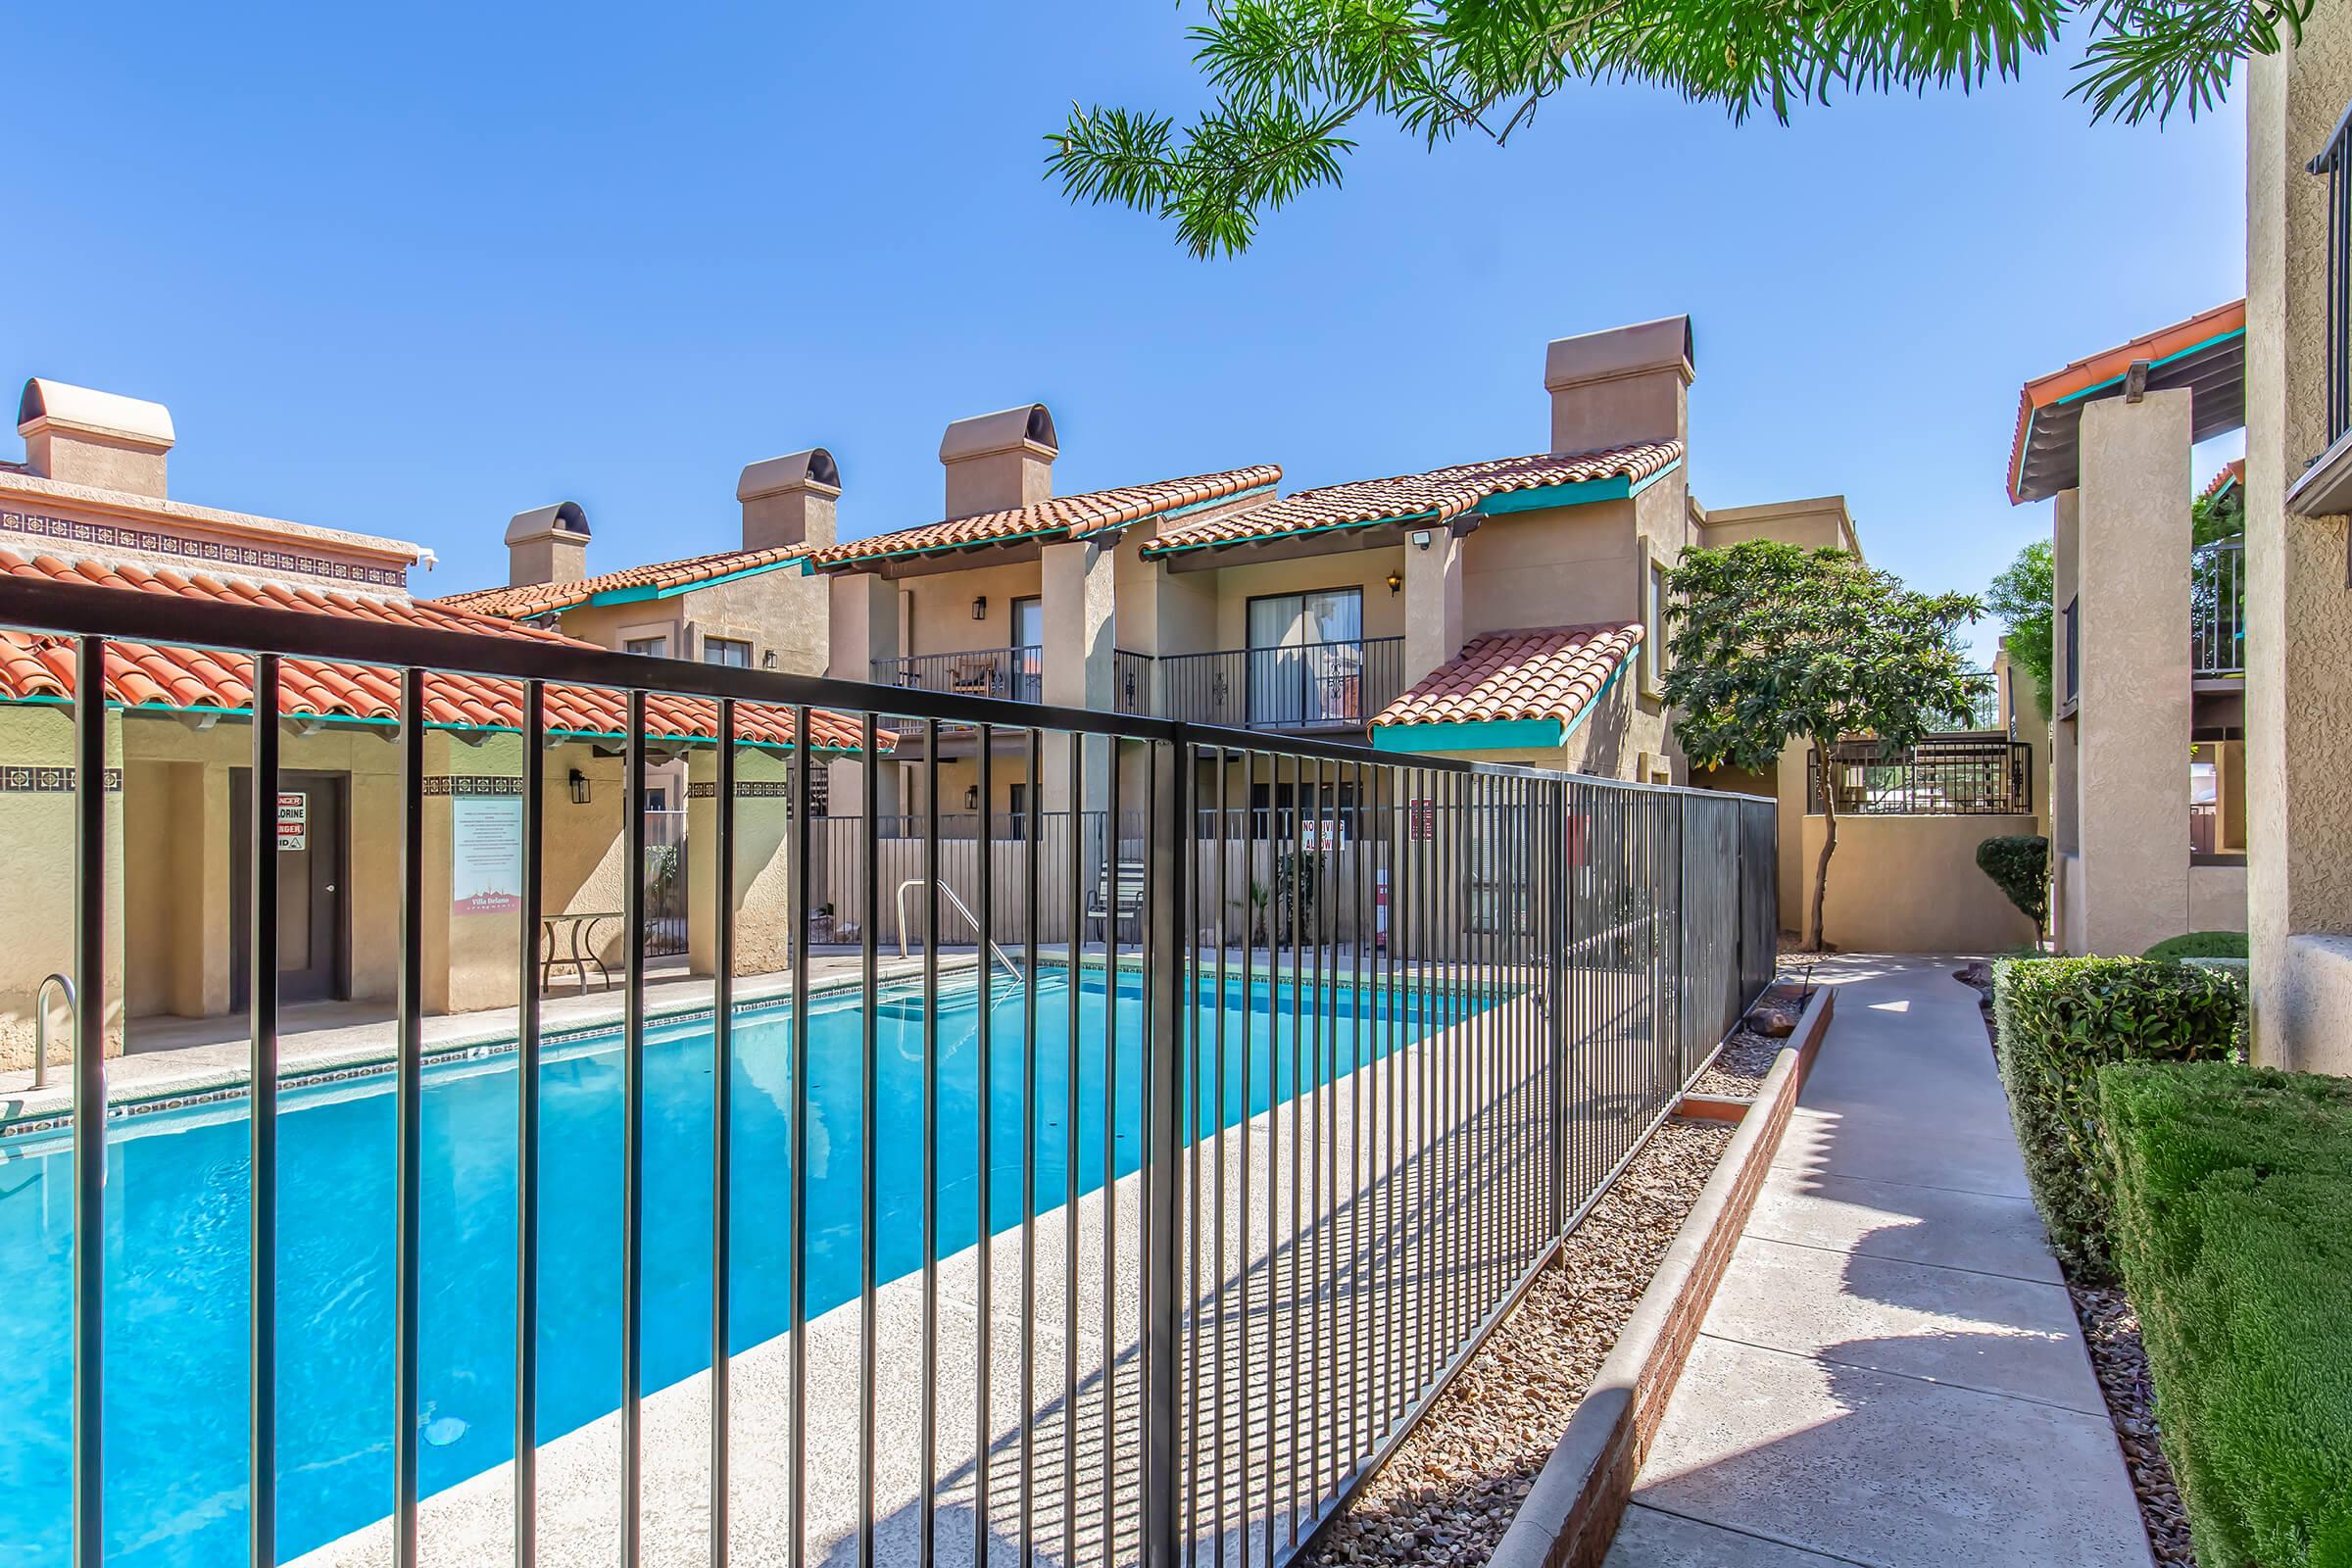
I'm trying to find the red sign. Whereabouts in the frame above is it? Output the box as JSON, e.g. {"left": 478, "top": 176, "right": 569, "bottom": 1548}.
{"left": 1408, "top": 799, "right": 1436, "bottom": 842}
{"left": 276, "top": 792, "right": 307, "bottom": 853}
{"left": 1564, "top": 812, "right": 1589, "bottom": 868}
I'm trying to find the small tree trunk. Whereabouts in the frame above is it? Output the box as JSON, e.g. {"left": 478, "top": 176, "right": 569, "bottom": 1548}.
{"left": 1811, "top": 740, "right": 1839, "bottom": 952}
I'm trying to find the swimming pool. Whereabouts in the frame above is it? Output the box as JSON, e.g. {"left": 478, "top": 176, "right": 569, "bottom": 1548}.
{"left": 0, "top": 964, "right": 1460, "bottom": 1566}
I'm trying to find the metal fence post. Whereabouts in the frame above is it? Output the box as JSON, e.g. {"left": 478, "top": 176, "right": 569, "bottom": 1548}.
{"left": 1143, "top": 736, "right": 1188, "bottom": 1568}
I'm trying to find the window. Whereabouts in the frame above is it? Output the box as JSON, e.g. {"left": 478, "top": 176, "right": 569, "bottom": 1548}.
{"left": 704, "top": 637, "right": 753, "bottom": 668}
{"left": 1246, "top": 588, "right": 1363, "bottom": 726}
{"left": 1007, "top": 781, "right": 1028, "bottom": 840}
{"left": 623, "top": 635, "right": 667, "bottom": 659}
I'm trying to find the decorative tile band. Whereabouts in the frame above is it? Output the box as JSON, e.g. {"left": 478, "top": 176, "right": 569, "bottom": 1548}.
{"left": 0, "top": 506, "right": 408, "bottom": 588}
{"left": 422, "top": 775, "right": 524, "bottom": 796}
{"left": 686, "top": 780, "right": 797, "bottom": 799}
{"left": 0, "top": 765, "right": 122, "bottom": 793}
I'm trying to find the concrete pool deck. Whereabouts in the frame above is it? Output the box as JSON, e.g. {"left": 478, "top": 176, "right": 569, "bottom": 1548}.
{"left": 285, "top": 983, "right": 1594, "bottom": 1568}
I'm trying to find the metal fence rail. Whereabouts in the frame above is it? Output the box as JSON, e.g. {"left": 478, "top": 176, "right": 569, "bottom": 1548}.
{"left": 0, "top": 572, "right": 1776, "bottom": 1568}
{"left": 2191, "top": 539, "right": 2245, "bottom": 677}
{"left": 1158, "top": 638, "right": 1406, "bottom": 732}
{"left": 1806, "top": 734, "right": 2034, "bottom": 816}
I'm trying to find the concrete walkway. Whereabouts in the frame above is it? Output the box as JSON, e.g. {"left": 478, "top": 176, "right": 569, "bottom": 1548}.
{"left": 1604, "top": 955, "right": 2153, "bottom": 1568}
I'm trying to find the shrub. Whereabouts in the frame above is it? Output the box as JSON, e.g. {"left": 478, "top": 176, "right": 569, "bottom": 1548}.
{"left": 2099, "top": 1061, "right": 2352, "bottom": 1568}
{"left": 2143, "top": 929, "right": 2250, "bottom": 962}
{"left": 1975, "top": 833, "right": 2048, "bottom": 931}
{"left": 1989, "top": 956, "right": 2243, "bottom": 1277}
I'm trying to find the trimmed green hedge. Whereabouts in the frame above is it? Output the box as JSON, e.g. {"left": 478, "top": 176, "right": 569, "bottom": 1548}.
{"left": 1990, "top": 956, "right": 2243, "bottom": 1276}
{"left": 2100, "top": 1061, "right": 2352, "bottom": 1568}
{"left": 2143, "top": 929, "right": 2250, "bottom": 962}
{"left": 1975, "top": 833, "right": 2048, "bottom": 931}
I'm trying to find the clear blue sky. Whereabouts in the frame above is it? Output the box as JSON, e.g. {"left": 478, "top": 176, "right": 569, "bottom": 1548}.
{"left": 6, "top": 2, "right": 2245, "bottom": 664}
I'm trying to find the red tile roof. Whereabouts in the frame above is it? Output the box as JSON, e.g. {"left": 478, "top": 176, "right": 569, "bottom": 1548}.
{"left": 2007, "top": 300, "right": 2246, "bottom": 504}
{"left": 810, "top": 466, "right": 1281, "bottom": 570}
{"left": 1372, "top": 623, "right": 1642, "bottom": 730}
{"left": 438, "top": 545, "right": 808, "bottom": 621}
{"left": 0, "top": 550, "right": 878, "bottom": 751}
{"left": 1142, "top": 443, "right": 1683, "bottom": 559}
{"left": 2203, "top": 458, "right": 2245, "bottom": 499}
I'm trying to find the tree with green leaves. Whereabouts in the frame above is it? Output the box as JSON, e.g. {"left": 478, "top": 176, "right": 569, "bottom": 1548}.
{"left": 1663, "top": 541, "right": 1985, "bottom": 951}
{"left": 1048, "top": 0, "right": 2317, "bottom": 257}
{"left": 1987, "top": 539, "right": 2055, "bottom": 720}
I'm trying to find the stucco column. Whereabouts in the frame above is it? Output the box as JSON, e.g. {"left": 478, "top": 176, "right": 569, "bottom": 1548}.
{"left": 2074, "top": 391, "right": 2192, "bottom": 958}
{"left": 2247, "top": 34, "right": 2352, "bottom": 1071}
{"left": 1040, "top": 537, "right": 1114, "bottom": 814}
{"left": 1402, "top": 530, "right": 1464, "bottom": 690}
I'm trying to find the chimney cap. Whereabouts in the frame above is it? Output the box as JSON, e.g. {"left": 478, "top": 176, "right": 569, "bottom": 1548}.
{"left": 1544, "top": 317, "right": 1695, "bottom": 392}
{"left": 505, "top": 501, "right": 590, "bottom": 547}
{"left": 18, "top": 378, "right": 176, "bottom": 450}
{"left": 737, "top": 447, "right": 841, "bottom": 502}
{"left": 940, "top": 403, "right": 1057, "bottom": 465}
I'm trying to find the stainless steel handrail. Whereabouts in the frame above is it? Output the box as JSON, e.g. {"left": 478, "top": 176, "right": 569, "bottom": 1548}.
{"left": 896, "top": 878, "right": 1023, "bottom": 986}
{"left": 33, "top": 971, "right": 73, "bottom": 1090}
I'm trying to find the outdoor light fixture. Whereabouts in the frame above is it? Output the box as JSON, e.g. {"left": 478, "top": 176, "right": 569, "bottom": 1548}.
{"left": 964, "top": 785, "right": 980, "bottom": 809}
{"left": 1409, "top": 529, "right": 1433, "bottom": 551}
{"left": 1387, "top": 569, "right": 1403, "bottom": 595}
{"left": 568, "top": 767, "right": 591, "bottom": 806}
{"left": 971, "top": 595, "right": 988, "bottom": 620}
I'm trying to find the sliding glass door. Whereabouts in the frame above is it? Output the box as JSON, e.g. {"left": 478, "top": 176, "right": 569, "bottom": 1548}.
{"left": 1247, "top": 588, "right": 1363, "bottom": 727}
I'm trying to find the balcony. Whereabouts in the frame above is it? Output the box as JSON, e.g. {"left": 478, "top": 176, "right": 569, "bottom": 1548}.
{"left": 871, "top": 645, "right": 1042, "bottom": 704}
{"left": 2191, "top": 539, "right": 2244, "bottom": 677}
{"left": 1807, "top": 733, "right": 2034, "bottom": 815}
{"left": 1157, "top": 636, "right": 1405, "bottom": 732}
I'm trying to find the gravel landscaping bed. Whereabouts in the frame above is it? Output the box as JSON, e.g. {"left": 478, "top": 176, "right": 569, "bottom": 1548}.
{"left": 1689, "top": 1027, "right": 1783, "bottom": 1099}
{"left": 2063, "top": 1270, "right": 2197, "bottom": 1567}
{"left": 1300, "top": 1117, "right": 1736, "bottom": 1567}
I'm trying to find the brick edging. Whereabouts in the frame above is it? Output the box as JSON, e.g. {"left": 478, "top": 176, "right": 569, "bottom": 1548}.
{"left": 1489, "top": 981, "right": 1836, "bottom": 1568}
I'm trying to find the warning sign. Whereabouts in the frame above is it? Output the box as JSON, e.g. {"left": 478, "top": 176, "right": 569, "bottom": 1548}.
{"left": 276, "top": 792, "right": 307, "bottom": 853}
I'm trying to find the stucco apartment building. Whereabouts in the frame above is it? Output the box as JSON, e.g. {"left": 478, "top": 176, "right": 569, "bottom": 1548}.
{"left": 0, "top": 380, "right": 864, "bottom": 1066}
{"left": 2248, "top": 12, "right": 2352, "bottom": 1074}
{"left": 2007, "top": 301, "right": 2250, "bottom": 958}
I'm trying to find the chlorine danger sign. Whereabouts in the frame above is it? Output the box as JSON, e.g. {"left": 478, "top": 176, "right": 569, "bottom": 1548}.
{"left": 276, "top": 792, "right": 306, "bottom": 853}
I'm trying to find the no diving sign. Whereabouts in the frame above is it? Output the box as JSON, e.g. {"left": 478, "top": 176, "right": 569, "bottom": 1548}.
{"left": 277, "top": 792, "right": 307, "bottom": 853}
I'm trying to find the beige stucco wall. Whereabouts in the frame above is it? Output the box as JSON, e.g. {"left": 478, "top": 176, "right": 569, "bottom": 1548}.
{"left": 0, "top": 705, "right": 124, "bottom": 1067}
{"left": 2248, "top": 14, "right": 2352, "bottom": 1071}
{"left": 1798, "top": 812, "right": 2042, "bottom": 954}
{"left": 2067, "top": 390, "right": 2194, "bottom": 957}
{"left": 1696, "top": 495, "right": 1859, "bottom": 556}
{"left": 556, "top": 562, "right": 828, "bottom": 677}
{"left": 2187, "top": 862, "right": 2249, "bottom": 934}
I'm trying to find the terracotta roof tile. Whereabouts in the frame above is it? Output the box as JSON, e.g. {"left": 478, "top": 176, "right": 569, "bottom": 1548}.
{"left": 0, "top": 549, "right": 880, "bottom": 752}
{"left": 437, "top": 545, "right": 809, "bottom": 620}
{"left": 1372, "top": 623, "right": 1642, "bottom": 730}
{"left": 2007, "top": 299, "right": 2246, "bottom": 504}
{"left": 2203, "top": 458, "right": 2245, "bottom": 499}
{"left": 1143, "top": 444, "right": 1682, "bottom": 559}
{"left": 810, "top": 466, "right": 1281, "bottom": 570}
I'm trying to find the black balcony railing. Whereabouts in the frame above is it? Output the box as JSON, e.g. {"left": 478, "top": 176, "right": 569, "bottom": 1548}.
{"left": 1158, "top": 636, "right": 1406, "bottom": 731}
{"left": 2192, "top": 539, "right": 2245, "bottom": 676}
{"left": 1807, "top": 734, "right": 2034, "bottom": 815}
{"left": 2063, "top": 595, "right": 2081, "bottom": 708}
{"left": 872, "top": 644, "right": 1042, "bottom": 704}
{"left": 1114, "top": 648, "right": 1152, "bottom": 716}
{"left": 0, "top": 570, "right": 1778, "bottom": 1568}
{"left": 2313, "top": 97, "right": 2352, "bottom": 451}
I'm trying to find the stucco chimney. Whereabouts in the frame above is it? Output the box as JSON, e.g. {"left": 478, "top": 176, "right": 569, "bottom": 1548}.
{"left": 737, "top": 447, "right": 841, "bottom": 552}
{"left": 17, "top": 378, "right": 175, "bottom": 497}
{"left": 505, "top": 502, "right": 591, "bottom": 588}
{"left": 940, "top": 403, "right": 1055, "bottom": 518}
{"left": 1543, "top": 317, "right": 1694, "bottom": 454}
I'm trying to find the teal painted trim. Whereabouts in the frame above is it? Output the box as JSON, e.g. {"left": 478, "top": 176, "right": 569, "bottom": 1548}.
{"left": 1473, "top": 480, "right": 1628, "bottom": 516}
{"left": 1558, "top": 660, "right": 1629, "bottom": 742}
{"left": 0, "top": 694, "right": 852, "bottom": 754}
{"left": 584, "top": 553, "right": 810, "bottom": 608}
{"left": 1628, "top": 457, "right": 1684, "bottom": 496}
{"left": 1372, "top": 716, "right": 1563, "bottom": 753}
{"left": 2053, "top": 326, "right": 2246, "bottom": 408}
{"left": 1133, "top": 480, "right": 1278, "bottom": 525}
{"left": 1150, "top": 506, "right": 1438, "bottom": 558}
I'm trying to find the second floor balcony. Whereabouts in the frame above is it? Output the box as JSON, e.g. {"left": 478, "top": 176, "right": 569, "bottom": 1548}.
{"left": 1157, "top": 636, "right": 1405, "bottom": 732}
{"left": 873, "top": 645, "right": 1043, "bottom": 705}
{"left": 2192, "top": 539, "right": 2244, "bottom": 677}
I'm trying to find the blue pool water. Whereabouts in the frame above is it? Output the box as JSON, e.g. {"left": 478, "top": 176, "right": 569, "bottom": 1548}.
{"left": 0, "top": 966, "right": 1457, "bottom": 1566}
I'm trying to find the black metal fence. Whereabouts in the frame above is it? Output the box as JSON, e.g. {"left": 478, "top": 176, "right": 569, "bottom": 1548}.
{"left": 2191, "top": 539, "right": 2244, "bottom": 677}
{"left": 1806, "top": 734, "right": 2034, "bottom": 816}
{"left": 874, "top": 645, "right": 1044, "bottom": 705}
{"left": 0, "top": 572, "right": 1777, "bottom": 1568}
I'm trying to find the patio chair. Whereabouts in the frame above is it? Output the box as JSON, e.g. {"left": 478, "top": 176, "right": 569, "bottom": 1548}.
{"left": 1083, "top": 858, "right": 1149, "bottom": 945}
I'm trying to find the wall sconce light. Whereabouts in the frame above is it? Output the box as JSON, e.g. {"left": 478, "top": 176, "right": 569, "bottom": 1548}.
{"left": 964, "top": 785, "right": 980, "bottom": 809}
{"left": 1386, "top": 569, "right": 1403, "bottom": 595}
{"left": 567, "top": 767, "right": 591, "bottom": 806}
{"left": 1408, "top": 529, "right": 1434, "bottom": 552}
{"left": 971, "top": 595, "right": 988, "bottom": 621}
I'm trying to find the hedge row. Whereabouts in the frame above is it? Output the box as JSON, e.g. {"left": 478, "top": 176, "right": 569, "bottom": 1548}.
{"left": 2100, "top": 1061, "right": 2352, "bottom": 1568}
{"left": 1989, "top": 956, "right": 2243, "bottom": 1277}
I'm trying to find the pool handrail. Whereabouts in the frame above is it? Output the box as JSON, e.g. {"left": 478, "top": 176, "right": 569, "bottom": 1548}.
{"left": 896, "top": 877, "right": 1023, "bottom": 987}
{"left": 32, "top": 972, "right": 72, "bottom": 1091}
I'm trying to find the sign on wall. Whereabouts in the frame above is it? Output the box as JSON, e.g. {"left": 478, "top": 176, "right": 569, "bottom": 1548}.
{"left": 451, "top": 795, "right": 524, "bottom": 914}
{"left": 276, "top": 792, "right": 307, "bottom": 853}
